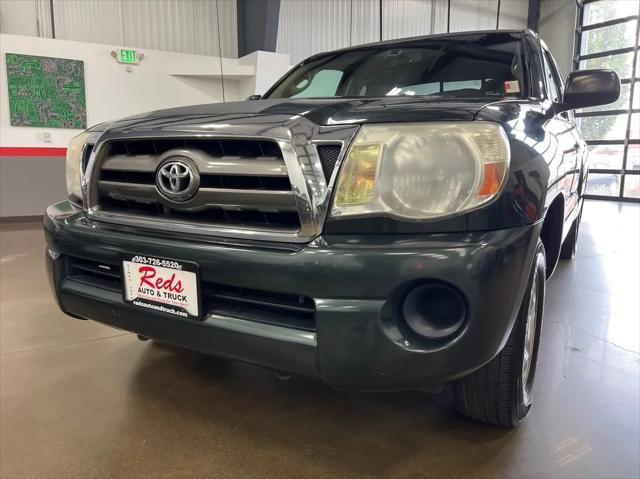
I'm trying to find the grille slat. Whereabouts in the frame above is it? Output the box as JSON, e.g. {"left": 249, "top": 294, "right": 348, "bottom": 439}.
{"left": 108, "top": 139, "right": 283, "bottom": 158}
{"left": 98, "top": 182, "right": 297, "bottom": 212}
{"left": 67, "top": 258, "right": 122, "bottom": 292}
{"left": 101, "top": 154, "right": 157, "bottom": 172}
{"left": 93, "top": 138, "right": 301, "bottom": 232}
{"left": 102, "top": 153, "right": 288, "bottom": 177}
{"left": 98, "top": 198, "right": 301, "bottom": 229}
{"left": 194, "top": 188, "right": 297, "bottom": 211}
{"left": 98, "top": 181, "right": 156, "bottom": 201}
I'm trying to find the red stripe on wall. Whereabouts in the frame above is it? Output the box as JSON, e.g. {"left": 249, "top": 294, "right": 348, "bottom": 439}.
{"left": 0, "top": 147, "right": 67, "bottom": 157}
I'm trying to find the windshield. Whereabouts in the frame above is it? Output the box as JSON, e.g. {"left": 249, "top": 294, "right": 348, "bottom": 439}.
{"left": 266, "top": 34, "right": 527, "bottom": 100}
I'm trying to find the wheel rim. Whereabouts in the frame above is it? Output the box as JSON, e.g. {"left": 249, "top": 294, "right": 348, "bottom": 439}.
{"left": 522, "top": 267, "right": 539, "bottom": 388}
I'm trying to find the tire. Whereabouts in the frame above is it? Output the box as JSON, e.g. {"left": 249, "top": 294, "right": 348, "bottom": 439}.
{"left": 560, "top": 203, "right": 582, "bottom": 260}
{"left": 452, "top": 240, "right": 546, "bottom": 427}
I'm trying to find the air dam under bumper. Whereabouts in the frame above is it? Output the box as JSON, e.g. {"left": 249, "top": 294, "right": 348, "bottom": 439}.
{"left": 45, "top": 201, "right": 541, "bottom": 391}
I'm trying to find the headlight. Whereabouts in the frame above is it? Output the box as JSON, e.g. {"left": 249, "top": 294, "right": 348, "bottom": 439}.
{"left": 65, "top": 131, "right": 90, "bottom": 201}
{"left": 331, "top": 122, "right": 510, "bottom": 220}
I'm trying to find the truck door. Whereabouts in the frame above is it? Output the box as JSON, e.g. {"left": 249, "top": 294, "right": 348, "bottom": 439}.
{"left": 542, "top": 47, "right": 581, "bottom": 217}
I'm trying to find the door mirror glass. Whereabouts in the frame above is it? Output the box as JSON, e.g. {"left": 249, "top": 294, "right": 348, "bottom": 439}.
{"left": 559, "top": 69, "right": 620, "bottom": 112}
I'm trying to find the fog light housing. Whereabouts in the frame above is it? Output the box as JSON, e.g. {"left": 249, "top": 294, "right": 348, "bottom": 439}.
{"left": 401, "top": 283, "right": 466, "bottom": 339}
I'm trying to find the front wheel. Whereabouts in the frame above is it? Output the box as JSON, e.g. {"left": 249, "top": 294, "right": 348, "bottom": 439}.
{"left": 452, "top": 240, "right": 546, "bottom": 427}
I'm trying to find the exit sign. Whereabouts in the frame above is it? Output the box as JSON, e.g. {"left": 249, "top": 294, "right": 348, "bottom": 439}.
{"left": 116, "top": 49, "right": 141, "bottom": 64}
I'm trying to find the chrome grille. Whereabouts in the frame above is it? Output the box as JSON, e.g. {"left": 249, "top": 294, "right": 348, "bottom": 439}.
{"left": 92, "top": 138, "right": 302, "bottom": 233}
{"left": 84, "top": 119, "right": 360, "bottom": 243}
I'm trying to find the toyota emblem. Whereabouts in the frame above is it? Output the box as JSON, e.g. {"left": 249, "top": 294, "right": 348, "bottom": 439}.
{"left": 156, "top": 158, "right": 199, "bottom": 201}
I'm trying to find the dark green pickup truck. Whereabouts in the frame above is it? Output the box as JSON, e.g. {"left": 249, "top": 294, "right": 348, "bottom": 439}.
{"left": 45, "top": 30, "right": 619, "bottom": 426}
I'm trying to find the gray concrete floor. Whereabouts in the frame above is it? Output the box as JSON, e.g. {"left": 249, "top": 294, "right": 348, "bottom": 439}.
{"left": 1, "top": 200, "right": 639, "bottom": 479}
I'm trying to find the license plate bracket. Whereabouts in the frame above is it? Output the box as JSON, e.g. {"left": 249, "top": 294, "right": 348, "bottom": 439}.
{"left": 121, "top": 253, "right": 201, "bottom": 319}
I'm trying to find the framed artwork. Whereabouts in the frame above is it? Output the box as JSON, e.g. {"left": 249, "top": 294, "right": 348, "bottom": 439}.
{"left": 5, "top": 53, "right": 87, "bottom": 128}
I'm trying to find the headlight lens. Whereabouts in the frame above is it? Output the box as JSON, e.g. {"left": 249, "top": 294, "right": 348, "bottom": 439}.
{"left": 332, "top": 122, "right": 510, "bottom": 220}
{"left": 65, "top": 131, "right": 90, "bottom": 201}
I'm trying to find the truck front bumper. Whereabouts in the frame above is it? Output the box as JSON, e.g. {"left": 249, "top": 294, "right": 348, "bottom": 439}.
{"left": 45, "top": 201, "right": 541, "bottom": 391}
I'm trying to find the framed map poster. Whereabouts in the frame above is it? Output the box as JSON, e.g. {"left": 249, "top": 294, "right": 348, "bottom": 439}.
{"left": 5, "top": 53, "right": 87, "bottom": 128}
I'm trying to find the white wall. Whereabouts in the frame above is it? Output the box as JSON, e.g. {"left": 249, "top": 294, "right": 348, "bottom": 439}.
{"left": 499, "top": 0, "right": 530, "bottom": 30}
{"left": 0, "top": 0, "right": 237, "bottom": 58}
{"left": 276, "top": 0, "right": 528, "bottom": 64}
{"left": 450, "top": 0, "right": 498, "bottom": 32}
{"left": 0, "top": 0, "right": 42, "bottom": 36}
{"left": 0, "top": 34, "right": 290, "bottom": 149}
{"left": 238, "top": 50, "right": 292, "bottom": 96}
{"left": 0, "top": 34, "right": 224, "bottom": 148}
{"left": 276, "top": 0, "right": 352, "bottom": 66}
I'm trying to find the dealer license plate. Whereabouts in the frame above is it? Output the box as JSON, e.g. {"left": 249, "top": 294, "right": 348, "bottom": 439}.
{"left": 121, "top": 254, "right": 200, "bottom": 319}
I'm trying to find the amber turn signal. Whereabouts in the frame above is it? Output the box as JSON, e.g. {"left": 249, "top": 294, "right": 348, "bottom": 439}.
{"left": 478, "top": 162, "right": 506, "bottom": 197}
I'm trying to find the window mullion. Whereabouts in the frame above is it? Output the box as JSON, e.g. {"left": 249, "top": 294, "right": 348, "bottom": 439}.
{"left": 619, "top": 2, "right": 640, "bottom": 198}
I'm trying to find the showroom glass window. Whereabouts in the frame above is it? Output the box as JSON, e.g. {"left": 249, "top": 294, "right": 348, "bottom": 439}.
{"left": 266, "top": 34, "right": 528, "bottom": 100}
{"left": 576, "top": 0, "right": 640, "bottom": 200}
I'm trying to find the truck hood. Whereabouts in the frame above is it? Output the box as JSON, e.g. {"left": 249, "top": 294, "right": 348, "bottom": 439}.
{"left": 102, "top": 97, "right": 499, "bottom": 133}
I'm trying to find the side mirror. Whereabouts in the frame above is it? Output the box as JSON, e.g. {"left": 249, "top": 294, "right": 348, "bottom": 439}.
{"left": 246, "top": 94, "right": 262, "bottom": 100}
{"left": 557, "top": 69, "right": 620, "bottom": 113}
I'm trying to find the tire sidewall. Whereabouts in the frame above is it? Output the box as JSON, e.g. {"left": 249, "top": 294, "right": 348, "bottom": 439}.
{"left": 514, "top": 241, "right": 546, "bottom": 420}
